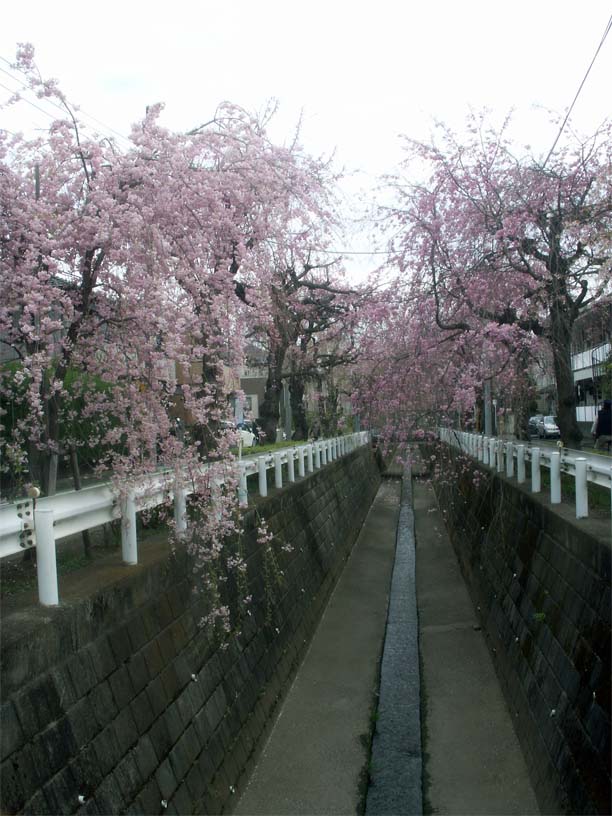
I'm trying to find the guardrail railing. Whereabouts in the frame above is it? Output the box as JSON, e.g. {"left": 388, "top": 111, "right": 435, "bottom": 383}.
{"left": 439, "top": 428, "right": 612, "bottom": 524}
{"left": 0, "top": 432, "right": 370, "bottom": 607}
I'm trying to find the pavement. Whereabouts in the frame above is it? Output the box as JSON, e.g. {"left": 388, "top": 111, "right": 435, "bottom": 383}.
{"left": 232, "top": 452, "right": 542, "bottom": 816}
{"left": 414, "top": 473, "right": 540, "bottom": 815}
{"left": 232, "top": 479, "right": 402, "bottom": 815}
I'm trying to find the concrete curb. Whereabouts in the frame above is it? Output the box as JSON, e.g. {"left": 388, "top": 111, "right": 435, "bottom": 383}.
{"left": 366, "top": 465, "right": 423, "bottom": 816}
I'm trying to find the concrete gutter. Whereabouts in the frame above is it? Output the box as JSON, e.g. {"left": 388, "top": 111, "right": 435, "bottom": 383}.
{"left": 232, "top": 479, "right": 401, "bottom": 816}
{"left": 366, "top": 465, "right": 423, "bottom": 816}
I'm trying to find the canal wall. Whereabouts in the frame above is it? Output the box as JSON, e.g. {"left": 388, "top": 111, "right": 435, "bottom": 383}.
{"left": 0, "top": 445, "right": 381, "bottom": 816}
{"left": 429, "top": 442, "right": 611, "bottom": 815}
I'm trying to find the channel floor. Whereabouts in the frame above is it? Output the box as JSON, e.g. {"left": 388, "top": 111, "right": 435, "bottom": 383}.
{"left": 232, "top": 479, "right": 401, "bottom": 815}
{"left": 415, "top": 476, "right": 540, "bottom": 815}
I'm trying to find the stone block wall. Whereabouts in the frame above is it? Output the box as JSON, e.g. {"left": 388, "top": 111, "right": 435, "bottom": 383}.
{"left": 0, "top": 445, "right": 381, "bottom": 816}
{"left": 428, "top": 443, "right": 611, "bottom": 815}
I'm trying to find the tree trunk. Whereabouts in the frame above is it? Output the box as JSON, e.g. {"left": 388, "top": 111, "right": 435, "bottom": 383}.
{"left": 41, "top": 386, "right": 59, "bottom": 496}
{"left": 258, "top": 347, "right": 286, "bottom": 443}
{"left": 549, "top": 305, "right": 582, "bottom": 449}
{"left": 289, "top": 375, "right": 308, "bottom": 440}
{"left": 192, "top": 351, "right": 224, "bottom": 456}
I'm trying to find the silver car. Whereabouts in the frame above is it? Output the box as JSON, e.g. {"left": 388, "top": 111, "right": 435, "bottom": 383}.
{"left": 537, "top": 415, "right": 560, "bottom": 439}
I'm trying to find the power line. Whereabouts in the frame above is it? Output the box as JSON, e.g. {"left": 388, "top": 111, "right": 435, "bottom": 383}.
{"left": 0, "top": 56, "right": 131, "bottom": 147}
{"left": 0, "top": 79, "right": 58, "bottom": 124}
{"left": 315, "top": 248, "right": 388, "bottom": 256}
{"left": 542, "top": 13, "right": 612, "bottom": 168}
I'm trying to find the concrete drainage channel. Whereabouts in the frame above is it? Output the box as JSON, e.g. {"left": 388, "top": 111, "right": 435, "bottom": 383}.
{"left": 232, "top": 453, "right": 541, "bottom": 816}
{"left": 232, "top": 475, "right": 403, "bottom": 816}
{"left": 365, "top": 466, "right": 423, "bottom": 816}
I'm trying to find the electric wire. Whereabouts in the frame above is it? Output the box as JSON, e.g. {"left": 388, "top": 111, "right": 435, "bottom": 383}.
{"left": 0, "top": 57, "right": 131, "bottom": 146}
{"left": 542, "top": 12, "right": 612, "bottom": 168}
{"left": 1, "top": 59, "right": 385, "bottom": 259}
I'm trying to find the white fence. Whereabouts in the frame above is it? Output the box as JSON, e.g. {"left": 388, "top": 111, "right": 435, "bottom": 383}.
{"left": 439, "top": 428, "right": 612, "bottom": 523}
{"left": 0, "top": 432, "right": 370, "bottom": 607}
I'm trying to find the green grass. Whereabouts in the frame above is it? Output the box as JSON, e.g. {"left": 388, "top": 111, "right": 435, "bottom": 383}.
{"left": 538, "top": 468, "right": 610, "bottom": 517}
{"left": 234, "top": 439, "right": 314, "bottom": 456}
{"left": 1, "top": 545, "right": 115, "bottom": 598}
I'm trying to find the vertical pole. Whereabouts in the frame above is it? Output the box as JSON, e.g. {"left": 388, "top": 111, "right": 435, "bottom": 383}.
{"left": 238, "top": 463, "right": 248, "bottom": 508}
{"left": 321, "top": 441, "right": 328, "bottom": 467}
{"left": 517, "top": 445, "right": 526, "bottom": 484}
{"left": 298, "top": 446, "right": 306, "bottom": 478}
{"left": 274, "top": 452, "right": 283, "bottom": 489}
{"left": 174, "top": 486, "right": 187, "bottom": 536}
{"left": 121, "top": 491, "right": 138, "bottom": 565}
{"left": 497, "top": 440, "right": 504, "bottom": 473}
{"left": 489, "top": 438, "right": 496, "bottom": 469}
{"left": 484, "top": 379, "right": 493, "bottom": 436}
{"left": 506, "top": 442, "right": 514, "bottom": 478}
{"left": 258, "top": 456, "right": 268, "bottom": 497}
{"left": 531, "top": 447, "right": 541, "bottom": 493}
{"left": 287, "top": 449, "right": 296, "bottom": 482}
{"left": 314, "top": 443, "right": 321, "bottom": 469}
{"left": 550, "top": 452, "right": 561, "bottom": 504}
{"left": 574, "top": 458, "right": 588, "bottom": 519}
{"left": 307, "top": 444, "right": 314, "bottom": 473}
{"left": 35, "top": 508, "right": 59, "bottom": 606}
{"left": 482, "top": 437, "right": 489, "bottom": 466}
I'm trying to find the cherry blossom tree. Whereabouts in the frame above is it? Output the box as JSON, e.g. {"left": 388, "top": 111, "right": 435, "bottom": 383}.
{"left": 0, "top": 45, "right": 343, "bottom": 492}
{"left": 246, "top": 252, "right": 365, "bottom": 441}
{"left": 383, "top": 114, "right": 612, "bottom": 448}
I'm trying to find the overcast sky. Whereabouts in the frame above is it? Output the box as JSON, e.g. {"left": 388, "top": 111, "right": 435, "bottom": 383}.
{"left": 1, "top": 0, "right": 611, "bottom": 269}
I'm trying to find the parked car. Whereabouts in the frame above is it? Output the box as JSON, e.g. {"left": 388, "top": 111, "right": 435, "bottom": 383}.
{"left": 220, "top": 420, "right": 258, "bottom": 448}
{"left": 236, "top": 420, "right": 260, "bottom": 446}
{"left": 537, "top": 415, "right": 560, "bottom": 439}
{"left": 528, "top": 415, "right": 543, "bottom": 436}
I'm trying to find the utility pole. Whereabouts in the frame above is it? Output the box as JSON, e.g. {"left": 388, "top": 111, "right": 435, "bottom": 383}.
{"left": 484, "top": 380, "right": 493, "bottom": 436}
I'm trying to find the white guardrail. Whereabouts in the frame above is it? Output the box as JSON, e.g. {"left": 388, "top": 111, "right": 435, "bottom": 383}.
{"left": 0, "top": 432, "right": 370, "bottom": 607}
{"left": 439, "top": 428, "right": 612, "bottom": 523}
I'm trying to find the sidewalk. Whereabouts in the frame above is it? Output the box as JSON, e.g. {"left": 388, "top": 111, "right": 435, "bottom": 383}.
{"left": 414, "top": 475, "right": 540, "bottom": 815}
{"left": 232, "top": 479, "right": 401, "bottom": 815}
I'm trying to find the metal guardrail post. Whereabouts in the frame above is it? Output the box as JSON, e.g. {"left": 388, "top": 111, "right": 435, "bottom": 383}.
{"left": 531, "top": 448, "right": 541, "bottom": 493}
{"left": 497, "top": 441, "right": 504, "bottom": 473}
{"left": 287, "top": 449, "right": 296, "bottom": 483}
{"left": 274, "top": 452, "right": 283, "bottom": 489}
{"left": 575, "top": 458, "right": 588, "bottom": 518}
{"left": 307, "top": 444, "right": 314, "bottom": 473}
{"left": 482, "top": 436, "right": 489, "bottom": 466}
{"left": 238, "top": 463, "right": 248, "bottom": 508}
{"left": 489, "top": 438, "right": 496, "bottom": 469}
{"left": 121, "top": 491, "right": 138, "bottom": 565}
{"left": 258, "top": 456, "right": 268, "bottom": 497}
{"left": 517, "top": 445, "right": 526, "bottom": 484}
{"left": 298, "top": 446, "right": 306, "bottom": 477}
{"left": 550, "top": 452, "right": 561, "bottom": 504}
{"left": 35, "top": 508, "right": 59, "bottom": 606}
{"left": 506, "top": 442, "right": 514, "bottom": 478}
{"left": 314, "top": 443, "right": 321, "bottom": 469}
{"left": 174, "top": 486, "right": 188, "bottom": 536}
